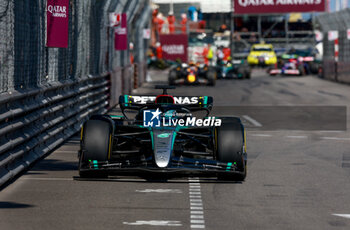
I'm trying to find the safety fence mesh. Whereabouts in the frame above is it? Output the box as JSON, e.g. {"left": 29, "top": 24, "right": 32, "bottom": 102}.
{"left": 0, "top": 0, "right": 150, "bottom": 94}
{"left": 317, "top": 8, "right": 350, "bottom": 84}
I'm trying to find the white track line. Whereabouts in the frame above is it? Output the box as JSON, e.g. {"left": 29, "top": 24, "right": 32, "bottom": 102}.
{"left": 250, "top": 134, "right": 272, "bottom": 137}
{"left": 20, "top": 177, "right": 73, "bottom": 181}
{"left": 188, "top": 177, "right": 205, "bottom": 229}
{"left": 321, "top": 137, "right": 350, "bottom": 141}
{"left": 135, "top": 189, "right": 182, "bottom": 193}
{"left": 286, "top": 136, "right": 308, "bottom": 139}
{"left": 123, "top": 220, "right": 182, "bottom": 226}
{"left": 332, "top": 214, "right": 350, "bottom": 219}
{"left": 243, "top": 115, "right": 262, "bottom": 127}
{"left": 319, "top": 131, "right": 345, "bottom": 133}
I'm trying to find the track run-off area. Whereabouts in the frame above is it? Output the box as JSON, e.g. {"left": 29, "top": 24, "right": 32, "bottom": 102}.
{"left": 1, "top": 69, "right": 350, "bottom": 230}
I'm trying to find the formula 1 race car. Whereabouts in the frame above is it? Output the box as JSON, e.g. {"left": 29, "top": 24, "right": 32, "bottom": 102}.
{"left": 216, "top": 60, "right": 251, "bottom": 79}
{"left": 168, "top": 63, "right": 216, "bottom": 86}
{"left": 78, "top": 86, "right": 247, "bottom": 181}
{"left": 269, "top": 59, "right": 306, "bottom": 76}
{"left": 247, "top": 43, "right": 277, "bottom": 67}
{"left": 269, "top": 46, "right": 320, "bottom": 76}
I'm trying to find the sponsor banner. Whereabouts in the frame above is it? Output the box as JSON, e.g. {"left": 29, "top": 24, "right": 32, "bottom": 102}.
{"left": 328, "top": 30, "right": 338, "bottom": 41}
{"left": 143, "top": 108, "right": 222, "bottom": 127}
{"left": 143, "top": 28, "right": 151, "bottom": 39}
{"left": 46, "top": 0, "right": 69, "bottom": 48}
{"left": 115, "top": 13, "right": 127, "bottom": 50}
{"left": 127, "top": 96, "right": 203, "bottom": 105}
{"left": 233, "top": 0, "right": 325, "bottom": 14}
{"left": 159, "top": 34, "right": 188, "bottom": 62}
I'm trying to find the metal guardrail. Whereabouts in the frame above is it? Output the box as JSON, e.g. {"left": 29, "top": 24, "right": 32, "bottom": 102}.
{"left": 0, "top": 0, "right": 151, "bottom": 188}
{"left": 0, "top": 74, "right": 110, "bottom": 187}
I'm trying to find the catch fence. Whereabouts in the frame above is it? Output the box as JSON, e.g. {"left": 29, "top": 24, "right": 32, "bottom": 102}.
{"left": 317, "top": 8, "right": 350, "bottom": 84}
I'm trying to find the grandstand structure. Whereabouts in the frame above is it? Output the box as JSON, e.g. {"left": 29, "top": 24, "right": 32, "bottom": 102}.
{"left": 152, "top": 0, "right": 318, "bottom": 56}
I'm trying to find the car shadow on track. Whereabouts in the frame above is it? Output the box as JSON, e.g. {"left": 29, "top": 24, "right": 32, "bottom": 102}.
{"left": 72, "top": 176, "right": 243, "bottom": 184}
{"left": 0, "top": 202, "right": 35, "bottom": 209}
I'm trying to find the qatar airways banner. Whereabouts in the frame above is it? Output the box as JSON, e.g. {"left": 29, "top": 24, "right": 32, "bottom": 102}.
{"left": 115, "top": 13, "right": 127, "bottom": 50}
{"left": 46, "top": 0, "right": 69, "bottom": 48}
{"left": 233, "top": 0, "right": 325, "bottom": 14}
{"left": 159, "top": 34, "right": 188, "bottom": 62}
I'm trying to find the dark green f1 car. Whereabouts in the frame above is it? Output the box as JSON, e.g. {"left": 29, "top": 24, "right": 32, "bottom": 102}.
{"left": 78, "top": 86, "right": 247, "bottom": 181}
{"left": 215, "top": 59, "right": 251, "bottom": 79}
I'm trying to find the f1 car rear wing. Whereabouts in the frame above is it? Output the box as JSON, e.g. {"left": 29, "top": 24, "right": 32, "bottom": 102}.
{"left": 119, "top": 95, "right": 213, "bottom": 110}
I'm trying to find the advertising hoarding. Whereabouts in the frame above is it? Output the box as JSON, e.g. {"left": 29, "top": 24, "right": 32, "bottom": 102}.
{"left": 46, "top": 0, "right": 69, "bottom": 48}
{"left": 159, "top": 34, "right": 188, "bottom": 63}
{"left": 233, "top": 0, "right": 325, "bottom": 14}
{"left": 114, "top": 13, "right": 127, "bottom": 50}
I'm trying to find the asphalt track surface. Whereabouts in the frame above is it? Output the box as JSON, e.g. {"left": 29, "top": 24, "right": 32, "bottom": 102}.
{"left": 1, "top": 69, "right": 350, "bottom": 230}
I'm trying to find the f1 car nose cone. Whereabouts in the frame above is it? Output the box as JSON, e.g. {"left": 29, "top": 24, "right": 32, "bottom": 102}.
{"left": 153, "top": 130, "right": 174, "bottom": 168}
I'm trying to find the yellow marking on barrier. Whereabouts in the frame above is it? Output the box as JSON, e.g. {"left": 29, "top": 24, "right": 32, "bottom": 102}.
{"left": 108, "top": 134, "right": 112, "bottom": 159}
{"left": 80, "top": 126, "right": 84, "bottom": 140}
{"left": 244, "top": 130, "right": 247, "bottom": 152}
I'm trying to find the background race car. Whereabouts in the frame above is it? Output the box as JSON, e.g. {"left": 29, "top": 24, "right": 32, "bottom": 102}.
{"left": 168, "top": 62, "right": 216, "bottom": 86}
{"left": 247, "top": 43, "right": 277, "bottom": 67}
{"left": 215, "top": 59, "right": 251, "bottom": 79}
{"left": 78, "top": 86, "right": 247, "bottom": 181}
{"left": 269, "top": 59, "right": 306, "bottom": 76}
{"left": 269, "top": 46, "right": 321, "bottom": 76}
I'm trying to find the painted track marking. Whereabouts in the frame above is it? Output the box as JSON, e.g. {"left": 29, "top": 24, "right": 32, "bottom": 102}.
{"left": 321, "top": 137, "right": 350, "bottom": 141}
{"left": 123, "top": 220, "right": 182, "bottom": 226}
{"left": 189, "top": 177, "right": 205, "bottom": 229}
{"left": 243, "top": 115, "right": 262, "bottom": 127}
{"left": 250, "top": 134, "right": 272, "bottom": 137}
{"left": 286, "top": 136, "right": 308, "bottom": 139}
{"left": 135, "top": 189, "right": 182, "bottom": 193}
{"left": 20, "top": 177, "right": 73, "bottom": 181}
{"left": 332, "top": 214, "right": 350, "bottom": 219}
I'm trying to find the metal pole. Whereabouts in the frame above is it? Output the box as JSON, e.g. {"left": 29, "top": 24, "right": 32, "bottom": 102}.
{"left": 258, "top": 15, "right": 261, "bottom": 42}
{"left": 170, "top": 0, "right": 174, "bottom": 14}
{"left": 285, "top": 15, "right": 289, "bottom": 46}
{"left": 230, "top": 1, "right": 234, "bottom": 58}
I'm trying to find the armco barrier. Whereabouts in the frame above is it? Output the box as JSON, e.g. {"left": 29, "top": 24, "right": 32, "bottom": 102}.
{"left": 0, "top": 74, "right": 110, "bottom": 187}
{"left": 0, "top": 0, "right": 151, "bottom": 187}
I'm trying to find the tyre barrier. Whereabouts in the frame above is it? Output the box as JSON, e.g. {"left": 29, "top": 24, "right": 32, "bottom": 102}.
{"left": 0, "top": 74, "right": 110, "bottom": 187}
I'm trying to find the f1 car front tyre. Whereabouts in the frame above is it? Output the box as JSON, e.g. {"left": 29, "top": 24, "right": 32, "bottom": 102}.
{"left": 298, "top": 65, "right": 305, "bottom": 76}
{"left": 207, "top": 69, "right": 216, "bottom": 86}
{"left": 216, "top": 117, "right": 246, "bottom": 181}
{"left": 244, "top": 67, "right": 251, "bottom": 79}
{"left": 168, "top": 70, "right": 177, "bottom": 85}
{"left": 79, "top": 119, "right": 113, "bottom": 178}
{"left": 237, "top": 67, "right": 245, "bottom": 79}
{"left": 310, "top": 62, "right": 319, "bottom": 74}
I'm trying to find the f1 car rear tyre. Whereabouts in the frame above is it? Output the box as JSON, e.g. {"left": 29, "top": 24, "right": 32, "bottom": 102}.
{"left": 207, "top": 69, "right": 216, "bottom": 86}
{"left": 310, "top": 62, "right": 319, "bottom": 74}
{"left": 237, "top": 67, "right": 245, "bottom": 79}
{"left": 244, "top": 67, "right": 251, "bottom": 79}
{"left": 298, "top": 65, "right": 305, "bottom": 76}
{"left": 169, "top": 70, "right": 177, "bottom": 85}
{"left": 79, "top": 119, "right": 113, "bottom": 178}
{"left": 216, "top": 117, "right": 246, "bottom": 181}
